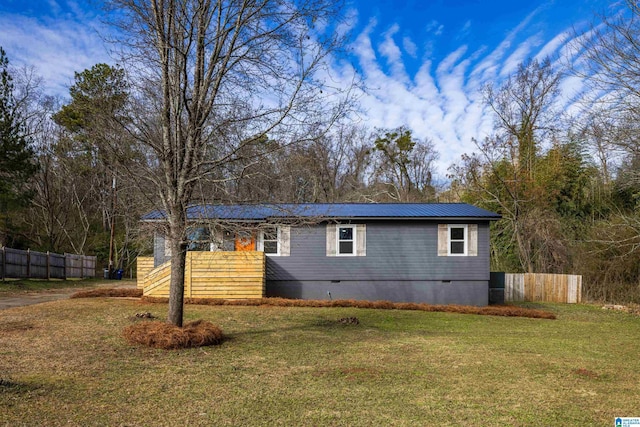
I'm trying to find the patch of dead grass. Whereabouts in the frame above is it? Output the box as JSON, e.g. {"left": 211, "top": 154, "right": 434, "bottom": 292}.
{"left": 574, "top": 368, "right": 599, "bottom": 379}
{"left": 0, "top": 321, "right": 35, "bottom": 333}
{"left": 122, "top": 319, "right": 224, "bottom": 349}
{"left": 337, "top": 317, "right": 360, "bottom": 325}
{"left": 140, "top": 296, "right": 556, "bottom": 319}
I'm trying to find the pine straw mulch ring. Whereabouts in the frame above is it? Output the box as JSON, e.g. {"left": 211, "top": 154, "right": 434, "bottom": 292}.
{"left": 123, "top": 320, "right": 224, "bottom": 350}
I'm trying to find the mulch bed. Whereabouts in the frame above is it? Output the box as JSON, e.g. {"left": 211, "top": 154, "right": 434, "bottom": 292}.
{"left": 71, "top": 287, "right": 556, "bottom": 319}
{"left": 71, "top": 288, "right": 143, "bottom": 299}
{"left": 123, "top": 319, "right": 224, "bottom": 349}
{"left": 140, "top": 296, "right": 557, "bottom": 319}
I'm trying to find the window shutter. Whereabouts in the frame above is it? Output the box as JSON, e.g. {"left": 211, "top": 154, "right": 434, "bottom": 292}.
{"left": 210, "top": 230, "right": 223, "bottom": 252}
{"left": 326, "top": 224, "right": 337, "bottom": 256}
{"left": 356, "top": 224, "right": 366, "bottom": 256}
{"left": 164, "top": 235, "right": 172, "bottom": 257}
{"left": 280, "top": 226, "right": 291, "bottom": 256}
{"left": 437, "top": 224, "right": 448, "bottom": 256}
{"left": 468, "top": 224, "right": 478, "bottom": 256}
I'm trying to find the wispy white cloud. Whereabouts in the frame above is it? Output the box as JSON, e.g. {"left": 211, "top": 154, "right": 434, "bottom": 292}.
{"left": 345, "top": 3, "right": 595, "bottom": 177}
{"left": 470, "top": 6, "right": 542, "bottom": 84}
{"left": 0, "top": 12, "right": 111, "bottom": 96}
{"left": 426, "top": 20, "right": 444, "bottom": 36}
{"left": 335, "top": 7, "right": 359, "bottom": 40}
{"left": 499, "top": 34, "right": 542, "bottom": 77}
{"left": 402, "top": 36, "right": 417, "bottom": 58}
{"left": 534, "top": 31, "right": 569, "bottom": 61}
{"left": 1, "top": 0, "right": 602, "bottom": 180}
{"left": 458, "top": 20, "right": 472, "bottom": 40}
{"left": 46, "top": 0, "right": 62, "bottom": 16}
{"left": 378, "top": 24, "right": 409, "bottom": 79}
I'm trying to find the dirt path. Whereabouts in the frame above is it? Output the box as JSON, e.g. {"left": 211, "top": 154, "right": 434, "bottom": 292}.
{"left": 0, "top": 280, "right": 137, "bottom": 310}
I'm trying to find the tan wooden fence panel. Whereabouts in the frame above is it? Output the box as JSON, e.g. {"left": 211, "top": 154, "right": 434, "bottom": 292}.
{"left": 136, "top": 257, "right": 155, "bottom": 289}
{"left": 505, "top": 273, "right": 582, "bottom": 303}
{"left": 142, "top": 251, "right": 266, "bottom": 299}
{"left": 142, "top": 260, "right": 171, "bottom": 297}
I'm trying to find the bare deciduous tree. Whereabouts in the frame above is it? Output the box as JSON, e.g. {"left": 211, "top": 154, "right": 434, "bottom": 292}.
{"left": 369, "top": 126, "right": 438, "bottom": 202}
{"left": 451, "top": 58, "right": 563, "bottom": 273}
{"left": 570, "top": 0, "right": 640, "bottom": 284}
{"left": 109, "top": 0, "right": 354, "bottom": 326}
{"left": 482, "top": 58, "right": 561, "bottom": 179}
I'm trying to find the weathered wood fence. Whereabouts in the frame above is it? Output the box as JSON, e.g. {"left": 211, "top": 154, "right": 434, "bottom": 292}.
{"left": 0, "top": 247, "right": 97, "bottom": 280}
{"left": 504, "top": 273, "right": 582, "bottom": 303}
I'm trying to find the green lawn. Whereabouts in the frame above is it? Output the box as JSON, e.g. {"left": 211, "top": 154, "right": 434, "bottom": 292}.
{"left": 0, "top": 298, "right": 638, "bottom": 426}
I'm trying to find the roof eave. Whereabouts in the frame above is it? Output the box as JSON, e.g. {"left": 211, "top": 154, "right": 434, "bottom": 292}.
{"left": 143, "top": 215, "right": 502, "bottom": 222}
{"left": 313, "top": 216, "right": 502, "bottom": 221}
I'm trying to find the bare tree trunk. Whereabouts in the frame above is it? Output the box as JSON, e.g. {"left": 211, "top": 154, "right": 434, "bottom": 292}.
{"left": 167, "top": 223, "right": 186, "bottom": 327}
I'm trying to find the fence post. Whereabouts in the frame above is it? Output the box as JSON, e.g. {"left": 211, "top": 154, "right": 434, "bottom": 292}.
{"left": 1, "top": 246, "right": 4, "bottom": 282}
{"left": 46, "top": 251, "right": 50, "bottom": 280}
{"left": 27, "top": 249, "right": 31, "bottom": 279}
{"left": 64, "top": 253, "right": 68, "bottom": 280}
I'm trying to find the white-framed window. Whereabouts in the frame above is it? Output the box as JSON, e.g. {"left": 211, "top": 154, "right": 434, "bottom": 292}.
{"left": 258, "top": 225, "right": 291, "bottom": 256}
{"left": 448, "top": 224, "right": 467, "bottom": 256}
{"left": 258, "top": 226, "right": 280, "bottom": 256}
{"left": 337, "top": 225, "right": 356, "bottom": 256}
{"left": 186, "top": 226, "right": 211, "bottom": 251}
{"left": 326, "top": 224, "right": 366, "bottom": 257}
{"left": 438, "top": 224, "right": 477, "bottom": 257}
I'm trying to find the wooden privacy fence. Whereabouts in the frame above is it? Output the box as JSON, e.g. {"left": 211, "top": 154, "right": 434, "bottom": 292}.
{"left": 136, "top": 257, "right": 154, "bottom": 289}
{"left": 504, "top": 273, "right": 582, "bottom": 303}
{"left": 141, "top": 251, "right": 266, "bottom": 299}
{"left": 0, "top": 247, "right": 97, "bottom": 280}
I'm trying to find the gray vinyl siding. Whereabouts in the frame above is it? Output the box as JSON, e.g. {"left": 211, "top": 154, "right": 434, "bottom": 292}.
{"left": 152, "top": 220, "right": 492, "bottom": 305}
{"left": 153, "top": 233, "right": 169, "bottom": 267}
{"left": 266, "top": 280, "right": 488, "bottom": 306}
{"left": 265, "top": 221, "right": 490, "bottom": 305}
{"left": 266, "top": 221, "right": 490, "bottom": 282}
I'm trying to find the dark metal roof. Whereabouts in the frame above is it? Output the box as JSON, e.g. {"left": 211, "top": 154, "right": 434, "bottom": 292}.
{"left": 142, "top": 203, "right": 501, "bottom": 221}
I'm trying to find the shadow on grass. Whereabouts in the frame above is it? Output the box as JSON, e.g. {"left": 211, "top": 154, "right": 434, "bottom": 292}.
{"left": 0, "top": 378, "right": 46, "bottom": 395}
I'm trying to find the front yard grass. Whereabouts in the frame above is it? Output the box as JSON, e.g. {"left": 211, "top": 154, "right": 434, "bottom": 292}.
{"left": 0, "top": 298, "right": 638, "bottom": 426}
{"left": 0, "top": 278, "right": 135, "bottom": 293}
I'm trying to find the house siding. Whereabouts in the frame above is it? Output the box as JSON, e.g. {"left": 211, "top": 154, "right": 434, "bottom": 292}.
{"left": 266, "top": 280, "right": 488, "bottom": 306}
{"left": 265, "top": 221, "right": 491, "bottom": 305}
{"left": 153, "top": 232, "right": 170, "bottom": 267}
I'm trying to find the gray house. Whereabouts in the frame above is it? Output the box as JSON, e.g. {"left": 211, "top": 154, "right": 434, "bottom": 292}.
{"left": 143, "top": 203, "right": 501, "bottom": 306}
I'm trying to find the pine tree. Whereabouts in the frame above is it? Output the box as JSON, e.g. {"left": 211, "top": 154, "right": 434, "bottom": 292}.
{"left": 0, "top": 47, "right": 37, "bottom": 245}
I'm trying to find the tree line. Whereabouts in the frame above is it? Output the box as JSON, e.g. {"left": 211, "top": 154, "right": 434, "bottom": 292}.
{"left": 0, "top": 1, "right": 639, "bottom": 324}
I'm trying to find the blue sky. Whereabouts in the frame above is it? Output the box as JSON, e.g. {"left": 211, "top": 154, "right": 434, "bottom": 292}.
{"left": 0, "top": 0, "right": 616, "bottom": 174}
